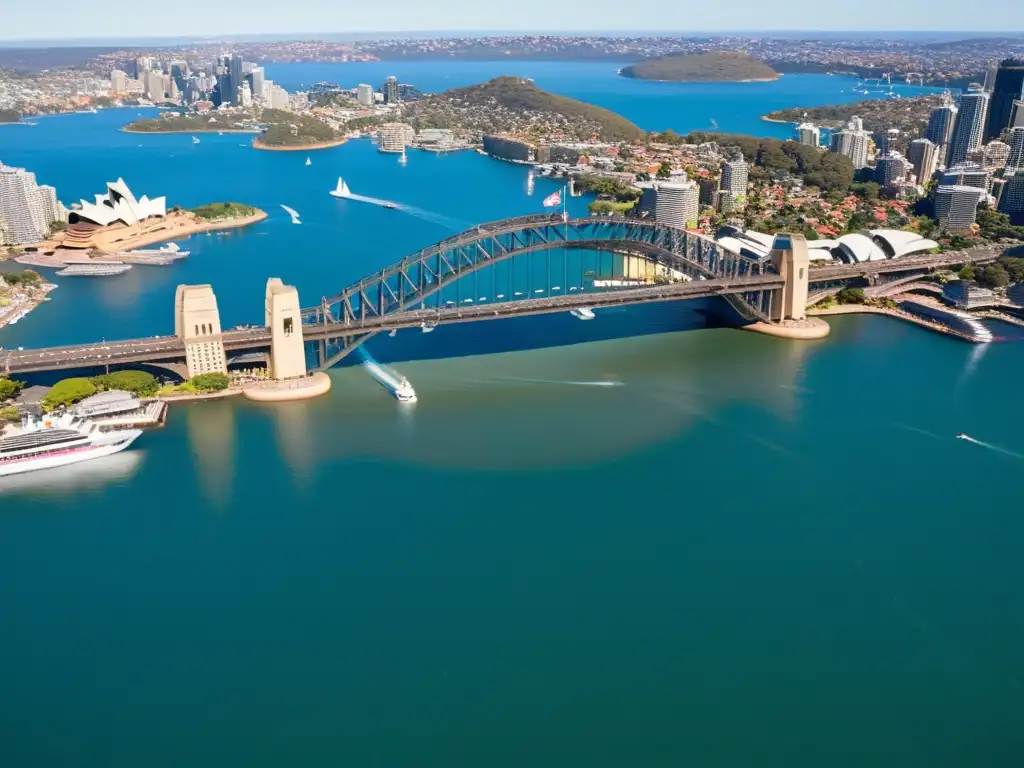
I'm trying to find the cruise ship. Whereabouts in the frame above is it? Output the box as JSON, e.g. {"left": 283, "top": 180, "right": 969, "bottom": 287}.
{"left": 56, "top": 261, "right": 132, "bottom": 276}
{"left": 0, "top": 412, "right": 142, "bottom": 478}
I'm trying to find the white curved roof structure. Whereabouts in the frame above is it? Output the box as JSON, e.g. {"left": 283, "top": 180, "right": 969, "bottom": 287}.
{"left": 70, "top": 178, "right": 166, "bottom": 227}
{"left": 869, "top": 229, "right": 939, "bottom": 258}
{"left": 836, "top": 233, "right": 888, "bottom": 263}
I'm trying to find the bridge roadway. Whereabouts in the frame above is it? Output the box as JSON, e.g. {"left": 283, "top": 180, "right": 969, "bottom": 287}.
{"left": 808, "top": 244, "right": 1004, "bottom": 282}
{"left": 1, "top": 274, "right": 783, "bottom": 375}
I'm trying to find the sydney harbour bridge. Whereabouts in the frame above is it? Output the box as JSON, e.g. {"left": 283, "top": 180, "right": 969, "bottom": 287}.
{"left": 0, "top": 214, "right": 1005, "bottom": 378}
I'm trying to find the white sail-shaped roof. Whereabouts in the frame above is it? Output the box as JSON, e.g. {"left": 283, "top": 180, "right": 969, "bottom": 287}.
{"left": 70, "top": 178, "right": 166, "bottom": 226}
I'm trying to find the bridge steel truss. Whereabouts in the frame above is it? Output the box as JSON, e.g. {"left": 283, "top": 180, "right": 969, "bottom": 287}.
{"left": 302, "top": 214, "right": 775, "bottom": 370}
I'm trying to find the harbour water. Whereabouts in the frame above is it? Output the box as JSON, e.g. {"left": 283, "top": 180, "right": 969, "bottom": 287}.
{"left": 1, "top": 64, "right": 1022, "bottom": 766}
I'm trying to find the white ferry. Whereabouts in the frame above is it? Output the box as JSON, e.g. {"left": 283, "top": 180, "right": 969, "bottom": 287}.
{"left": 363, "top": 361, "right": 417, "bottom": 403}
{"left": 0, "top": 412, "right": 142, "bottom": 478}
{"left": 56, "top": 261, "right": 132, "bottom": 277}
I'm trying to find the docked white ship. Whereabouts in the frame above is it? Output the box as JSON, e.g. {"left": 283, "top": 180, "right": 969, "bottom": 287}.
{"left": 0, "top": 412, "right": 142, "bottom": 478}
{"left": 116, "top": 242, "right": 190, "bottom": 259}
{"left": 56, "top": 261, "right": 132, "bottom": 276}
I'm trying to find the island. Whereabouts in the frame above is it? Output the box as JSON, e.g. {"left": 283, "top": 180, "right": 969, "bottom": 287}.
{"left": 763, "top": 93, "right": 948, "bottom": 134}
{"left": 251, "top": 108, "right": 346, "bottom": 151}
{"left": 620, "top": 51, "right": 780, "bottom": 82}
{"left": 404, "top": 76, "right": 644, "bottom": 142}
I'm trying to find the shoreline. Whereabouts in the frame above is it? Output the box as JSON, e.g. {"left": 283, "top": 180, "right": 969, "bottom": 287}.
{"left": 808, "top": 304, "right": 981, "bottom": 342}
{"left": 0, "top": 282, "right": 57, "bottom": 330}
{"left": 121, "top": 127, "right": 261, "bottom": 135}
{"left": 621, "top": 74, "right": 782, "bottom": 84}
{"left": 252, "top": 137, "right": 348, "bottom": 152}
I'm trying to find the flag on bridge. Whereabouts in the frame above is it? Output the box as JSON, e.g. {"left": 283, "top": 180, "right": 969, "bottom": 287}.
{"left": 542, "top": 190, "right": 561, "bottom": 207}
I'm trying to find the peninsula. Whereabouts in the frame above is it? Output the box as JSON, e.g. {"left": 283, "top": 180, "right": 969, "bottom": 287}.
{"left": 620, "top": 51, "right": 780, "bottom": 82}
{"left": 763, "top": 93, "right": 948, "bottom": 133}
{"left": 125, "top": 107, "right": 346, "bottom": 150}
{"left": 124, "top": 111, "right": 260, "bottom": 134}
{"left": 404, "top": 76, "right": 644, "bottom": 142}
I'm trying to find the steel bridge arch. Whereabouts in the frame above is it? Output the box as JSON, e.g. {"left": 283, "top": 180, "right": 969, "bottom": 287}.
{"left": 304, "top": 214, "right": 772, "bottom": 329}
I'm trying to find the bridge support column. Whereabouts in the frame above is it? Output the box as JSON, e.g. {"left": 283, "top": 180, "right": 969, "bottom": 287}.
{"left": 243, "top": 278, "right": 332, "bottom": 402}
{"left": 743, "top": 233, "right": 830, "bottom": 340}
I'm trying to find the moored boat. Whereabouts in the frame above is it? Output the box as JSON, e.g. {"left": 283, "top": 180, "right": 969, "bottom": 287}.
{"left": 0, "top": 412, "right": 142, "bottom": 478}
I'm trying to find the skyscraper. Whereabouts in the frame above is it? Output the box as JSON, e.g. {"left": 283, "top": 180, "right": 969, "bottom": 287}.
{"left": 948, "top": 86, "right": 989, "bottom": 167}
{"left": 985, "top": 58, "right": 1024, "bottom": 142}
{"left": 907, "top": 138, "right": 937, "bottom": 184}
{"left": 875, "top": 153, "right": 908, "bottom": 186}
{"left": 0, "top": 164, "right": 66, "bottom": 245}
{"left": 383, "top": 76, "right": 399, "bottom": 104}
{"left": 145, "top": 70, "right": 164, "bottom": 101}
{"left": 998, "top": 171, "right": 1024, "bottom": 223}
{"left": 110, "top": 69, "right": 127, "bottom": 93}
{"left": 356, "top": 84, "right": 374, "bottom": 107}
{"left": 230, "top": 54, "right": 244, "bottom": 106}
{"left": 926, "top": 103, "right": 958, "bottom": 164}
{"left": 934, "top": 185, "right": 985, "bottom": 231}
{"left": 250, "top": 67, "right": 265, "bottom": 101}
{"left": 1012, "top": 99, "right": 1024, "bottom": 129}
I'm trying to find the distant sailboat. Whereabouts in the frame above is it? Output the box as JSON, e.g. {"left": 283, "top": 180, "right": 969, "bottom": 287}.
{"left": 305, "top": 156, "right": 312, "bottom": 166}
{"left": 398, "top": 149, "right": 407, "bottom": 165}
{"left": 192, "top": 135, "right": 200, "bottom": 144}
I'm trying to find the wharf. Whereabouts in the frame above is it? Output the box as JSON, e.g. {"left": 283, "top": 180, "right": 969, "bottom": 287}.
{"left": 93, "top": 400, "right": 167, "bottom": 430}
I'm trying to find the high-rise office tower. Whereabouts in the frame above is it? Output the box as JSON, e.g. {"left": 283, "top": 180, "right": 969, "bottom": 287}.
{"left": 230, "top": 54, "right": 244, "bottom": 106}
{"left": 907, "top": 138, "right": 938, "bottom": 184}
{"left": 1004, "top": 127, "right": 1024, "bottom": 175}
{"left": 941, "top": 162, "right": 990, "bottom": 191}
{"left": 926, "top": 103, "right": 958, "bottom": 164}
{"left": 0, "top": 164, "right": 65, "bottom": 245}
{"left": 985, "top": 58, "right": 1024, "bottom": 142}
{"left": 934, "top": 185, "right": 985, "bottom": 231}
{"left": 948, "top": 86, "right": 989, "bottom": 167}
{"left": 872, "top": 128, "right": 900, "bottom": 155}
{"left": 383, "top": 76, "right": 399, "bottom": 104}
{"left": 998, "top": 171, "right": 1024, "bottom": 223}
{"left": 795, "top": 123, "right": 820, "bottom": 146}
{"left": 1012, "top": 100, "right": 1024, "bottom": 129}
{"left": 250, "top": 67, "right": 265, "bottom": 101}
{"left": 875, "top": 152, "right": 908, "bottom": 186}
{"left": 145, "top": 70, "right": 164, "bottom": 100}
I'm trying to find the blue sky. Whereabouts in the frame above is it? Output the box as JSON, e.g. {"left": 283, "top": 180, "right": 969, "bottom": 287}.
{"left": 3, "top": 0, "right": 1023, "bottom": 42}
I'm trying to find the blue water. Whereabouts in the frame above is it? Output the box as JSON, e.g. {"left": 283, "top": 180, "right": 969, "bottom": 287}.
{"left": 266, "top": 61, "right": 943, "bottom": 137}
{"left": 1, "top": 63, "right": 1022, "bottom": 767}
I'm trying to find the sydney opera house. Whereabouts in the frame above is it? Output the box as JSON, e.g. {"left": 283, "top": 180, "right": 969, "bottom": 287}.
{"left": 715, "top": 227, "right": 939, "bottom": 265}
{"left": 63, "top": 178, "right": 167, "bottom": 249}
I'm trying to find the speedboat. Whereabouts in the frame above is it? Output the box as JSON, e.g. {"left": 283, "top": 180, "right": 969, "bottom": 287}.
{"left": 570, "top": 307, "right": 596, "bottom": 320}
{"left": 421, "top": 321, "right": 436, "bottom": 333}
{"left": 382, "top": 202, "right": 398, "bottom": 210}
{"left": 956, "top": 433, "right": 970, "bottom": 441}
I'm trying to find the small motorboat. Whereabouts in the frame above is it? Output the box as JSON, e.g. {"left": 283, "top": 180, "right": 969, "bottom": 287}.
{"left": 382, "top": 202, "right": 398, "bottom": 210}
{"left": 956, "top": 433, "right": 970, "bottom": 441}
{"left": 421, "top": 321, "right": 436, "bottom": 333}
{"left": 570, "top": 307, "right": 596, "bottom": 320}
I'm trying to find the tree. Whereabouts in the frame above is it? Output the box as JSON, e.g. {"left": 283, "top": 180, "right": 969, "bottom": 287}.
{"left": 48, "top": 220, "right": 68, "bottom": 235}
{"left": 655, "top": 161, "right": 672, "bottom": 179}
{"left": 41, "top": 377, "right": 96, "bottom": 412}
{"left": 0, "top": 406, "right": 19, "bottom": 424}
{"left": 851, "top": 182, "right": 880, "bottom": 201}
{"left": 190, "top": 373, "right": 229, "bottom": 392}
{"left": 0, "top": 377, "right": 24, "bottom": 400}
{"left": 836, "top": 287, "right": 865, "bottom": 304}
{"left": 90, "top": 370, "right": 159, "bottom": 397}
{"left": 635, "top": 172, "right": 651, "bottom": 182}
{"left": 958, "top": 264, "right": 976, "bottom": 281}
{"left": 997, "top": 256, "right": 1024, "bottom": 283}
{"left": 975, "top": 264, "right": 1011, "bottom": 289}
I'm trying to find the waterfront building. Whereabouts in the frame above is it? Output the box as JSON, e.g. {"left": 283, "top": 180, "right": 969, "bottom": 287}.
{"left": 383, "top": 76, "right": 399, "bottom": 104}
{"left": 907, "top": 138, "right": 938, "bottom": 184}
{"left": 378, "top": 123, "right": 415, "bottom": 153}
{"left": 934, "top": 185, "right": 985, "bottom": 232}
{"left": 356, "top": 83, "right": 374, "bottom": 107}
{"left": 637, "top": 180, "right": 699, "bottom": 229}
{"left": 795, "top": 122, "right": 821, "bottom": 147}
{"left": 416, "top": 128, "right": 456, "bottom": 149}
{"left": 998, "top": 171, "right": 1024, "bottom": 223}
{"left": 109, "top": 69, "right": 127, "bottom": 93}
{"left": 874, "top": 152, "right": 908, "bottom": 187}
{"left": 0, "top": 164, "right": 66, "bottom": 245}
{"left": 943, "top": 279, "right": 998, "bottom": 309}
{"left": 926, "top": 103, "right": 958, "bottom": 164}
{"left": 719, "top": 158, "right": 748, "bottom": 200}
{"left": 174, "top": 284, "right": 227, "bottom": 378}
{"left": 941, "top": 162, "right": 990, "bottom": 192}
{"left": 239, "top": 82, "right": 252, "bottom": 108}
{"left": 1005, "top": 127, "right": 1024, "bottom": 175}
{"left": 985, "top": 58, "right": 1024, "bottom": 142}
{"left": 829, "top": 122, "right": 870, "bottom": 169}
{"left": 948, "top": 86, "right": 989, "bottom": 167}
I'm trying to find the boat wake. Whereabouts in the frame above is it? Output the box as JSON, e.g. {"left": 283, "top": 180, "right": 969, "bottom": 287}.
{"left": 503, "top": 376, "right": 624, "bottom": 387}
{"left": 329, "top": 177, "right": 465, "bottom": 230}
{"left": 957, "top": 435, "right": 1024, "bottom": 460}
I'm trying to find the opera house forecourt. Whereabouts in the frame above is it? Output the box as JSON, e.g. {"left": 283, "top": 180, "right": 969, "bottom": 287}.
{"left": 36, "top": 178, "right": 266, "bottom": 253}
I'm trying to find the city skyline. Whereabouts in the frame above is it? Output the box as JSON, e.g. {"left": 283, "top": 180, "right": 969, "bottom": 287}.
{"left": 3, "top": 1, "right": 1024, "bottom": 43}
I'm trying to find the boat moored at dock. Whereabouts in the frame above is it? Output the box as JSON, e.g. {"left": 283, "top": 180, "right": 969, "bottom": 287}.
{"left": 56, "top": 261, "right": 132, "bottom": 277}
{"left": 0, "top": 412, "right": 142, "bottom": 478}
